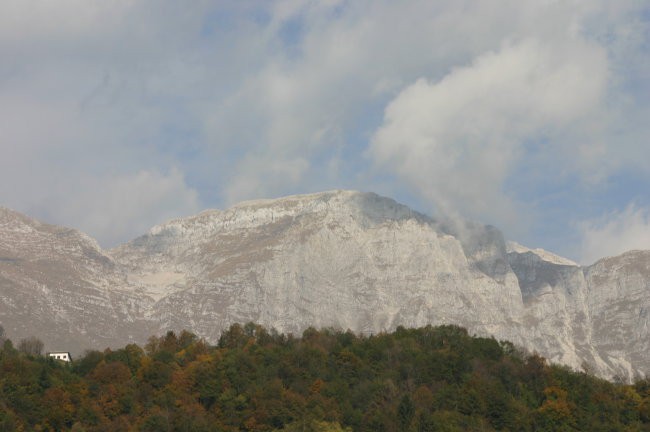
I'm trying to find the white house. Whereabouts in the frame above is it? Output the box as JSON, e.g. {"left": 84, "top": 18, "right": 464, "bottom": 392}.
{"left": 48, "top": 352, "right": 72, "bottom": 362}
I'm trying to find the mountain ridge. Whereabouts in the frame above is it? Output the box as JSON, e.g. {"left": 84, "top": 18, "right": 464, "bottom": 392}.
{"left": 0, "top": 190, "right": 648, "bottom": 381}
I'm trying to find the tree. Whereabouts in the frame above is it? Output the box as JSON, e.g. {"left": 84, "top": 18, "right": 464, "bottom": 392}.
{"left": 218, "top": 323, "right": 249, "bottom": 349}
{"left": 276, "top": 420, "right": 352, "bottom": 431}
{"left": 42, "top": 387, "right": 75, "bottom": 430}
{"left": 18, "top": 336, "right": 43, "bottom": 356}
{"left": 397, "top": 395, "right": 415, "bottom": 430}
{"left": 537, "top": 386, "right": 575, "bottom": 430}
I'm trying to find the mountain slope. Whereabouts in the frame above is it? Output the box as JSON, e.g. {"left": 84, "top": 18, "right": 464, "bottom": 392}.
{"left": 0, "top": 207, "right": 154, "bottom": 352}
{"left": 0, "top": 192, "right": 647, "bottom": 381}
{"left": 112, "top": 191, "right": 525, "bottom": 345}
{"left": 586, "top": 251, "right": 650, "bottom": 378}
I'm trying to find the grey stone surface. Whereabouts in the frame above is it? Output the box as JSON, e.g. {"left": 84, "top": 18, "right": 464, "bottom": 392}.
{"left": 0, "top": 191, "right": 647, "bottom": 381}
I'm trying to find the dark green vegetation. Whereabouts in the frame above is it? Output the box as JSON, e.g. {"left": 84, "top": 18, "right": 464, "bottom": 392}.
{"left": 1, "top": 324, "right": 649, "bottom": 431}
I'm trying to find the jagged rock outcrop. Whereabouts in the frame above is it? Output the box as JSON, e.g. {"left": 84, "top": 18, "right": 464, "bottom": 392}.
{"left": 0, "top": 191, "right": 647, "bottom": 381}
{"left": 505, "top": 243, "right": 649, "bottom": 380}
{"left": 585, "top": 251, "right": 650, "bottom": 379}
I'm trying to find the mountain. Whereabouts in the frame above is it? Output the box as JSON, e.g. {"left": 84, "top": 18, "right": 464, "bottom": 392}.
{"left": 0, "top": 191, "right": 648, "bottom": 381}
{"left": 0, "top": 207, "right": 154, "bottom": 352}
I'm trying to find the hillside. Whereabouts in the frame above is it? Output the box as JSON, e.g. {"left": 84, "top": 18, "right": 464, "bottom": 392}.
{"left": 0, "top": 325, "right": 649, "bottom": 431}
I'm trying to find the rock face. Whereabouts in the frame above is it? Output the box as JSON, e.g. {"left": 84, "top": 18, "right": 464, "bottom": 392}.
{"left": 0, "top": 191, "right": 648, "bottom": 381}
{"left": 0, "top": 207, "right": 154, "bottom": 353}
{"left": 585, "top": 251, "right": 650, "bottom": 379}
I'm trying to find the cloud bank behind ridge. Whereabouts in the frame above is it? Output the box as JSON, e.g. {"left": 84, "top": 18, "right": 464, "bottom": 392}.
{"left": 0, "top": 0, "right": 648, "bottom": 263}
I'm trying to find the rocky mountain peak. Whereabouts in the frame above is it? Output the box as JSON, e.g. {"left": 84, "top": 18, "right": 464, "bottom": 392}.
{"left": 111, "top": 190, "right": 435, "bottom": 270}
{"left": 589, "top": 250, "right": 650, "bottom": 277}
{"left": 507, "top": 241, "right": 579, "bottom": 267}
{"left": 0, "top": 192, "right": 648, "bottom": 381}
{"left": 147, "top": 189, "right": 429, "bottom": 236}
{"left": 0, "top": 206, "right": 106, "bottom": 264}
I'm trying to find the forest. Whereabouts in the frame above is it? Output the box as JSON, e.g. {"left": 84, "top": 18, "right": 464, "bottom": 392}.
{"left": 0, "top": 323, "right": 649, "bottom": 431}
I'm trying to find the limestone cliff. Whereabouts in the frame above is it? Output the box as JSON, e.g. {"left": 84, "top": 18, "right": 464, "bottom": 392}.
{"left": 0, "top": 191, "right": 647, "bottom": 381}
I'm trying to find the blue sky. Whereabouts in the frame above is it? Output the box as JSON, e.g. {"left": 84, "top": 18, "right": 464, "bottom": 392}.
{"left": 0, "top": 0, "right": 648, "bottom": 264}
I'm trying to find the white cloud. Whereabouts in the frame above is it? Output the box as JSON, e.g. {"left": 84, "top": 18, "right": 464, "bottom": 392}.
{"left": 50, "top": 169, "right": 200, "bottom": 247}
{"left": 368, "top": 36, "right": 607, "bottom": 228}
{"left": 207, "top": 0, "right": 647, "bottom": 216}
{"left": 579, "top": 204, "right": 650, "bottom": 265}
{"left": 204, "top": 1, "right": 554, "bottom": 202}
{"left": 0, "top": 1, "right": 129, "bottom": 42}
{"left": 0, "top": 0, "right": 647, "bottom": 252}
{"left": 224, "top": 156, "right": 310, "bottom": 205}
{"left": 0, "top": 0, "right": 211, "bottom": 245}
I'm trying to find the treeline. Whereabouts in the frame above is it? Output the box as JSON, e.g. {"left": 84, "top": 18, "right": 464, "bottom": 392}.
{"left": 0, "top": 324, "right": 649, "bottom": 431}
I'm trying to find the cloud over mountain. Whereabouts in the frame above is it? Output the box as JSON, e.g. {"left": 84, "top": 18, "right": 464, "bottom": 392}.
{"left": 0, "top": 0, "right": 648, "bottom": 258}
{"left": 369, "top": 37, "right": 607, "bottom": 229}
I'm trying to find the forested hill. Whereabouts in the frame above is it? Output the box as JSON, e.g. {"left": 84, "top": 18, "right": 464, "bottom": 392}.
{"left": 1, "top": 325, "right": 649, "bottom": 431}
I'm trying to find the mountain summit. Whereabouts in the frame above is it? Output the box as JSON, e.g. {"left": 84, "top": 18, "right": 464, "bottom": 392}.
{"left": 0, "top": 191, "right": 648, "bottom": 381}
